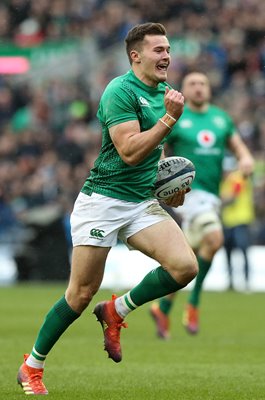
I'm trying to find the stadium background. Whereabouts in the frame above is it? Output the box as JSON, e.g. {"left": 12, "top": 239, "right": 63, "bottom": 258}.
{"left": 0, "top": 0, "right": 264, "bottom": 286}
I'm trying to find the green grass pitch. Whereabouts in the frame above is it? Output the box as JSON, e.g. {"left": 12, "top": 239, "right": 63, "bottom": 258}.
{"left": 1, "top": 284, "right": 265, "bottom": 399}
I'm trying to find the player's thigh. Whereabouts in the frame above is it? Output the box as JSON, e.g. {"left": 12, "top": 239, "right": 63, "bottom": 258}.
{"left": 68, "top": 245, "right": 110, "bottom": 291}
{"left": 185, "top": 211, "right": 223, "bottom": 251}
{"left": 128, "top": 218, "right": 196, "bottom": 272}
{"left": 200, "top": 228, "right": 224, "bottom": 258}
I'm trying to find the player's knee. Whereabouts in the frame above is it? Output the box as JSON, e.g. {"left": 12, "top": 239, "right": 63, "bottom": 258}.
{"left": 79, "top": 288, "right": 95, "bottom": 307}
{"left": 66, "top": 285, "right": 96, "bottom": 313}
{"left": 209, "top": 236, "right": 223, "bottom": 256}
{"left": 169, "top": 252, "right": 198, "bottom": 286}
{"left": 203, "top": 230, "right": 224, "bottom": 257}
{"left": 181, "top": 257, "right": 198, "bottom": 284}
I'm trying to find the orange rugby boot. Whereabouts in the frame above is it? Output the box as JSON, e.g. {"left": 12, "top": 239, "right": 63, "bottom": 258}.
{"left": 17, "top": 354, "right": 48, "bottom": 395}
{"left": 93, "top": 294, "right": 128, "bottom": 363}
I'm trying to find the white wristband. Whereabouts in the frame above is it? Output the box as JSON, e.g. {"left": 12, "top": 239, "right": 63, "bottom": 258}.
{"left": 159, "top": 118, "right": 171, "bottom": 130}
{"left": 166, "top": 113, "right": 176, "bottom": 122}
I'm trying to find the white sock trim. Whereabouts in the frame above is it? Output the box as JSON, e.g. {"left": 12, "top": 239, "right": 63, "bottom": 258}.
{"left": 32, "top": 347, "right": 46, "bottom": 359}
{"left": 115, "top": 292, "right": 138, "bottom": 318}
{"left": 123, "top": 292, "right": 138, "bottom": 309}
{"left": 26, "top": 353, "right": 45, "bottom": 369}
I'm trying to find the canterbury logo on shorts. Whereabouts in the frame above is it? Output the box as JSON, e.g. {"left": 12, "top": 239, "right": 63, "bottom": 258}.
{"left": 89, "top": 228, "right": 105, "bottom": 239}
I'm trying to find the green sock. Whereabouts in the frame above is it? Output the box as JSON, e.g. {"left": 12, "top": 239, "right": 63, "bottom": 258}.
{"left": 33, "top": 296, "right": 80, "bottom": 357}
{"left": 159, "top": 296, "right": 174, "bottom": 315}
{"left": 188, "top": 255, "right": 212, "bottom": 307}
{"left": 128, "top": 266, "right": 184, "bottom": 307}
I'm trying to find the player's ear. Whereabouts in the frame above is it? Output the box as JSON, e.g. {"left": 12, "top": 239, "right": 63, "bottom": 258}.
{"left": 131, "top": 50, "right": 141, "bottom": 63}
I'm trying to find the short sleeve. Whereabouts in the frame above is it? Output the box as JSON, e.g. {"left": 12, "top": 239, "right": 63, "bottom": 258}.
{"left": 97, "top": 83, "right": 138, "bottom": 128}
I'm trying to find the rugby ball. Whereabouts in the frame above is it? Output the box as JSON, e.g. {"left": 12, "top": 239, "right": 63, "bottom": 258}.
{"left": 153, "top": 156, "right": 195, "bottom": 200}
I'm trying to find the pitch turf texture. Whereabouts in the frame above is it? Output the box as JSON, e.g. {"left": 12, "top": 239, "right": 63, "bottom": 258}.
{"left": 1, "top": 284, "right": 265, "bottom": 400}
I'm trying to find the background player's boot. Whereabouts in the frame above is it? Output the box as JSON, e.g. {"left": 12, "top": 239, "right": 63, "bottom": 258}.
{"left": 183, "top": 304, "right": 199, "bottom": 334}
{"left": 150, "top": 302, "right": 170, "bottom": 339}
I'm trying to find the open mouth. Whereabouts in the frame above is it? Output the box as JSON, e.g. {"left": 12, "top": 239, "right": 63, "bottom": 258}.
{"left": 156, "top": 64, "right": 168, "bottom": 72}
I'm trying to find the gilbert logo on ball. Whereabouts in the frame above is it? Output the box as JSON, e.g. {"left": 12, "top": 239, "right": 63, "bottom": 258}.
{"left": 154, "top": 156, "right": 196, "bottom": 200}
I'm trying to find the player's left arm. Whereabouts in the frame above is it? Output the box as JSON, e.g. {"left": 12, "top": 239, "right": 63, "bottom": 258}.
{"left": 227, "top": 133, "right": 255, "bottom": 177}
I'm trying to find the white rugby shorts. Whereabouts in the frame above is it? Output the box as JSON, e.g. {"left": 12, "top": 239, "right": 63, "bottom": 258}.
{"left": 182, "top": 211, "right": 222, "bottom": 249}
{"left": 70, "top": 192, "right": 172, "bottom": 249}
{"left": 177, "top": 190, "right": 222, "bottom": 249}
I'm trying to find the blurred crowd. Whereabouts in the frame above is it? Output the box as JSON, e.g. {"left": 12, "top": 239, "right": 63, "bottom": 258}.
{"left": 0, "top": 0, "right": 265, "bottom": 251}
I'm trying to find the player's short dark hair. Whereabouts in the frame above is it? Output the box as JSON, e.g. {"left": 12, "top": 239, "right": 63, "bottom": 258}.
{"left": 125, "top": 22, "right": 167, "bottom": 65}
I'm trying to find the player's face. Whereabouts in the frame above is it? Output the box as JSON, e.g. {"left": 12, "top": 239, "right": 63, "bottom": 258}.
{"left": 182, "top": 73, "right": 211, "bottom": 107}
{"left": 133, "top": 35, "right": 171, "bottom": 87}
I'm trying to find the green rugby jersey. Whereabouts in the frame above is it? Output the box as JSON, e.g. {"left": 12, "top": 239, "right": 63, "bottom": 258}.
{"left": 167, "top": 104, "right": 236, "bottom": 196}
{"left": 82, "top": 69, "right": 171, "bottom": 202}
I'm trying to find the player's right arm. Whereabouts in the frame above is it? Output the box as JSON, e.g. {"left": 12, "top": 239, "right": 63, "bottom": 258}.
{"left": 228, "top": 134, "right": 254, "bottom": 177}
{"left": 109, "top": 88, "right": 184, "bottom": 166}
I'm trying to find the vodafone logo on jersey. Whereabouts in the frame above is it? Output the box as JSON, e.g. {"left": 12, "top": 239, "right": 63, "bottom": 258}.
{"left": 197, "top": 130, "right": 216, "bottom": 148}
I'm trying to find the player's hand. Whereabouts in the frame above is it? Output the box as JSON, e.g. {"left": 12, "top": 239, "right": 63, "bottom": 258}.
{"left": 238, "top": 155, "right": 255, "bottom": 178}
{"left": 164, "top": 87, "right": 184, "bottom": 121}
{"left": 163, "top": 187, "right": 191, "bottom": 208}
